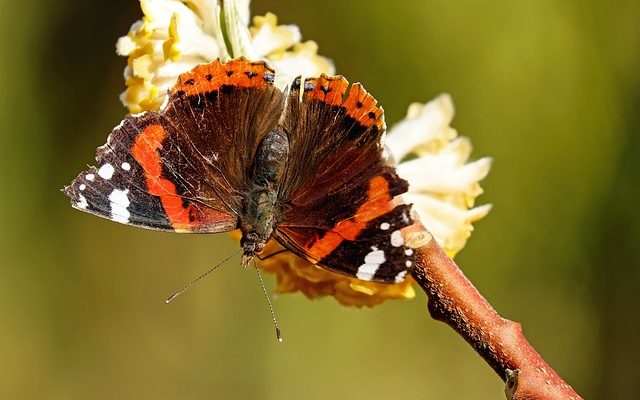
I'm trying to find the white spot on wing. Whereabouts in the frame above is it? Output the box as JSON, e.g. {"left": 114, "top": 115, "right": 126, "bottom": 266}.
{"left": 394, "top": 270, "right": 408, "bottom": 283}
{"left": 390, "top": 230, "right": 404, "bottom": 247}
{"left": 98, "top": 164, "right": 115, "bottom": 180}
{"left": 76, "top": 194, "right": 88, "bottom": 209}
{"left": 405, "top": 248, "right": 413, "bottom": 256}
{"left": 85, "top": 173, "right": 95, "bottom": 181}
{"left": 121, "top": 162, "right": 131, "bottom": 171}
{"left": 357, "top": 249, "right": 386, "bottom": 281}
{"left": 109, "top": 189, "right": 131, "bottom": 223}
{"left": 364, "top": 249, "right": 385, "bottom": 265}
{"left": 380, "top": 222, "right": 390, "bottom": 230}
{"left": 356, "top": 264, "right": 378, "bottom": 281}
{"left": 79, "top": 184, "right": 86, "bottom": 191}
{"left": 405, "top": 260, "right": 412, "bottom": 267}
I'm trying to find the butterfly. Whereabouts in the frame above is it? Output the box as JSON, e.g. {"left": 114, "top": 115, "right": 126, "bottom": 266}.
{"left": 64, "top": 57, "right": 416, "bottom": 284}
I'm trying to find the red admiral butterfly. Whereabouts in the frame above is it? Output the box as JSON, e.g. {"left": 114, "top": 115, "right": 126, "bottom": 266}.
{"left": 64, "top": 57, "right": 416, "bottom": 284}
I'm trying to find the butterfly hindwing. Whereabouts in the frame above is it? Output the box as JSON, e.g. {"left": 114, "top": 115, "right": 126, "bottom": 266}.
{"left": 275, "top": 189, "right": 416, "bottom": 283}
{"left": 165, "top": 58, "right": 285, "bottom": 194}
{"left": 317, "top": 204, "right": 415, "bottom": 282}
{"left": 64, "top": 111, "right": 239, "bottom": 232}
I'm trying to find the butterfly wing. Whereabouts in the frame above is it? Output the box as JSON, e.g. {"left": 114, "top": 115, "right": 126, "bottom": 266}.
{"left": 64, "top": 58, "right": 285, "bottom": 232}
{"left": 274, "top": 76, "right": 416, "bottom": 283}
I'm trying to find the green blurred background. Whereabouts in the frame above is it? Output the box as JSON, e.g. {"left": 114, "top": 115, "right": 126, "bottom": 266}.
{"left": 1, "top": 0, "right": 639, "bottom": 398}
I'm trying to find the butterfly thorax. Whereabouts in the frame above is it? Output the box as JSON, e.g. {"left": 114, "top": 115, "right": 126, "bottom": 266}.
{"left": 240, "top": 129, "right": 289, "bottom": 265}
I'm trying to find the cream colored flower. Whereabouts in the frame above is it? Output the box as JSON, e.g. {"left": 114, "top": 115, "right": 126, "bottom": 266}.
{"left": 386, "top": 94, "right": 492, "bottom": 257}
{"left": 249, "top": 14, "right": 334, "bottom": 89}
{"left": 116, "top": 0, "right": 226, "bottom": 112}
{"left": 117, "top": 0, "right": 333, "bottom": 113}
{"left": 115, "top": 0, "right": 490, "bottom": 307}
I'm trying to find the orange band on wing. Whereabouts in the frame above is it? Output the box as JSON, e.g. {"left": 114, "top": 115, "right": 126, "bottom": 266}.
{"left": 304, "top": 175, "right": 396, "bottom": 259}
{"left": 342, "top": 83, "right": 384, "bottom": 129}
{"left": 170, "top": 58, "right": 272, "bottom": 97}
{"left": 302, "top": 76, "right": 384, "bottom": 130}
{"left": 305, "top": 75, "right": 349, "bottom": 106}
{"left": 131, "top": 124, "right": 196, "bottom": 231}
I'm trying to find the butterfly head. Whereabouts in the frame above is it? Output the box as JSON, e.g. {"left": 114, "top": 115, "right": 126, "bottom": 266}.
{"left": 240, "top": 231, "right": 268, "bottom": 267}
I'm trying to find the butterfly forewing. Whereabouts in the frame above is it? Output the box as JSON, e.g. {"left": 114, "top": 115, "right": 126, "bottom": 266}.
{"left": 65, "top": 58, "right": 285, "bottom": 233}
{"left": 274, "top": 75, "right": 417, "bottom": 283}
{"left": 65, "top": 112, "right": 176, "bottom": 231}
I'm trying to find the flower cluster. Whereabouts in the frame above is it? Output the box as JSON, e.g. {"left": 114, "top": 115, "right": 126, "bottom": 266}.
{"left": 386, "top": 95, "right": 492, "bottom": 258}
{"left": 116, "top": 0, "right": 491, "bottom": 306}
{"left": 116, "top": 0, "right": 333, "bottom": 113}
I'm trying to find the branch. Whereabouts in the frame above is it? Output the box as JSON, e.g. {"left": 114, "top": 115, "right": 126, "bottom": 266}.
{"left": 406, "top": 228, "right": 582, "bottom": 400}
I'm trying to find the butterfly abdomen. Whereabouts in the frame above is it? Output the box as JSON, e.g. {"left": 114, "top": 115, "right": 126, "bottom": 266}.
{"left": 240, "top": 129, "right": 289, "bottom": 261}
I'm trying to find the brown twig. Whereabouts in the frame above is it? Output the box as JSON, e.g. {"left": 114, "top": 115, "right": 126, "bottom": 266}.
{"left": 406, "top": 228, "right": 582, "bottom": 400}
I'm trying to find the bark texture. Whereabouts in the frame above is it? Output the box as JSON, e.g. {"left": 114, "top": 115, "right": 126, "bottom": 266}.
{"left": 407, "top": 229, "right": 582, "bottom": 400}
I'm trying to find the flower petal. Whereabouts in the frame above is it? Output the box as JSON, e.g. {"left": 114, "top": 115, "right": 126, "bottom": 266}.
{"left": 387, "top": 94, "right": 492, "bottom": 257}
{"left": 117, "top": 0, "right": 227, "bottom": 112}
{"left": 266, "top": 41, "right": 335, "bottom": 89}
{"left": 250, "top": 13, "right": 302, "bottom": 57}
{"left": 397, "top": 151, "right": 492, "bottom": 196}
{"left": 385, "top": 94, "right": 457, "bottom": 162}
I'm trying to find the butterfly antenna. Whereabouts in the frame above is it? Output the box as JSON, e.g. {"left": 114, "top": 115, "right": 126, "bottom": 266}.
{"left": 165, "top": 248, "right": 241, "bottom": 304}
{"left": 253, "top": 258, "right": 283, "bottom": 342}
